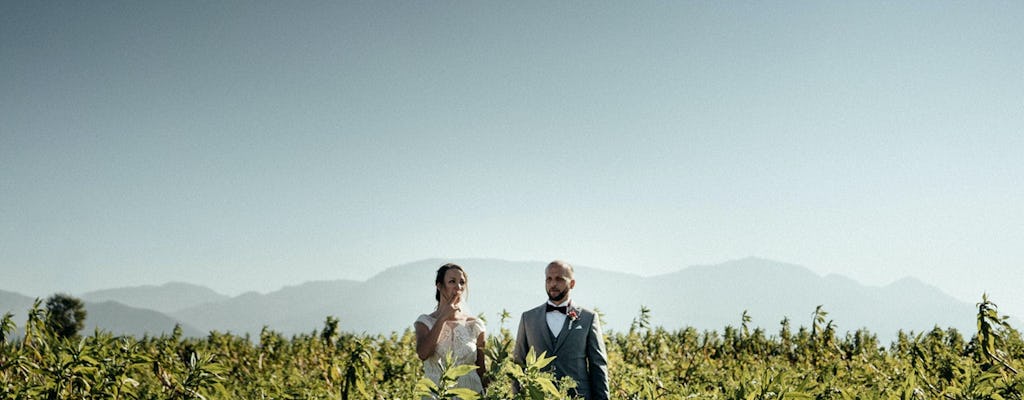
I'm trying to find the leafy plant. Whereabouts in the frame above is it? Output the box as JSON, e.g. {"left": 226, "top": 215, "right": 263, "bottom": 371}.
{"left": 2, "top": 295, "right": 1023, "bottom": 399}
{"left": 504, "top": 348, "right": 573, "bottom": 400}
{"left": 415, "top": 351, "right": 480, "bottom": 400}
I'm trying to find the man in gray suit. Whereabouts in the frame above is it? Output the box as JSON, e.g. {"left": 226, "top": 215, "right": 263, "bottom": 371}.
{"left": 513, "top": 260, "right": 609, "bottom": 400}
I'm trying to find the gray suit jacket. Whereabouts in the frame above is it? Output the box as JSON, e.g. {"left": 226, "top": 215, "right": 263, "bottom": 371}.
{"left": 513, "top": 303, "right": 609, "bottom": 400}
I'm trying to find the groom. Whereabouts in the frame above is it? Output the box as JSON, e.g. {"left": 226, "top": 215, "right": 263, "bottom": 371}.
{"left": 513, "top": 260, "right": 609, "bottom": 400}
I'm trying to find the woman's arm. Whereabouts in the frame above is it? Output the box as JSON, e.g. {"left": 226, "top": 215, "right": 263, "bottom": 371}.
{"left": 476, "top": 331, "right": 488, "bottom": 386}
{"left": 414, "top": 320, "right": 447, "bottom": 361}
{"left": 415, "top": 294, "right": 461, "bottom": 360}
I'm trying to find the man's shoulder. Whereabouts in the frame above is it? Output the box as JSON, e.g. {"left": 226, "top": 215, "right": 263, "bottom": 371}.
{"left": 571, "top": 304, "right": 598, "bottom": 315}
{"left": 524, "top": 304, "right": 548, "bottom": 315}
{"left": 521, "top": 303, "right": 546, "bottom": 316}
{"left": 571, "top": 305, "right": 603, "bottom": 324}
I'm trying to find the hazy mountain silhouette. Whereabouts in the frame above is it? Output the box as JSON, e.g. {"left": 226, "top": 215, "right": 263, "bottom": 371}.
{"left": 161, "top": 258, "right": 981, "bottom": 342}
{"left": 165, "top": 258, "right": 642, "bottom": 337}
{"left": 0, "top": 289, "right": 36, "bottom": 334}
{"left": 2, "top": 258, "right": 992, "bottom": 342}
{"left": 85, "top": 301, "right": 204, "bottom": 337}
{"left": 170, "top": 279, "right": 362, "bottom": 336}
{"left": 1, "top": 289, "right": 202, "bottom": 338}
{"left": 82, "top": 282, "right": 228, "bottom": 314}
{"left": 635, "top": 258, "right": 978, "bottom": 339}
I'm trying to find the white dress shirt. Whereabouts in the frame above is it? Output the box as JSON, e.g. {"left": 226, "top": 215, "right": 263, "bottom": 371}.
{"left": 545, "top": 300, "right": 570, "bottom": 337}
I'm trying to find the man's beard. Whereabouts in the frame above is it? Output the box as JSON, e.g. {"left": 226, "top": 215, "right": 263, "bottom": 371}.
{"left": 548, "top": 289, "right": 567, "bottom": 302}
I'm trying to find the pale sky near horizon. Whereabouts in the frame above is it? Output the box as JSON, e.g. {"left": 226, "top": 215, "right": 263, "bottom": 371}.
{"left": 2, "top": 2, "right": 1022, "bottom": 318}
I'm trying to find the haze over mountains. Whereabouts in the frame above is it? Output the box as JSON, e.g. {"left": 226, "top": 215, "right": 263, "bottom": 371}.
{"left": 0, "top": 258, "right": 995, "bottom": 342}
{"left": 0, "top": 289, "right": 205, "bottom": 337}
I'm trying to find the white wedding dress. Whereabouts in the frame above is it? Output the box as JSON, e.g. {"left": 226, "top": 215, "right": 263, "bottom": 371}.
{"left": 415, "top": 314, "right": 486, "bottom": 395}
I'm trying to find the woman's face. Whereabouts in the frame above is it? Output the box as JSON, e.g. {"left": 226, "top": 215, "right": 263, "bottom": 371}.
{"left": 437, "top": 268, "right": 467, "bottom": 303}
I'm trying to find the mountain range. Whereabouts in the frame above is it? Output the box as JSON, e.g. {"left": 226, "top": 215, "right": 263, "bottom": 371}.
{"left": 1, "top": 289, "right": 204, "bottom": 337}
{"left": 0, "top": 258, "right": 992, "bottom": 342}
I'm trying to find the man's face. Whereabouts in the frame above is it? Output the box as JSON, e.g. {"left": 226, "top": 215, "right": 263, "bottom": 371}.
{"left": 545, "top": 264, "right": 575, "bottom": 303}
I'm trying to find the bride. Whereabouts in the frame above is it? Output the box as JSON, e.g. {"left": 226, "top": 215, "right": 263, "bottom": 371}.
{"left": 414, "top": 263, "right": 487, "bottom": 396}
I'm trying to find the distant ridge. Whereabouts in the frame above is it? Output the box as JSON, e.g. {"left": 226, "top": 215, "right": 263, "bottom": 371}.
{"left": 85, "top": 301, "right": 204, "bottom": 337}
{"left": 0, "top": 290, "right": 202, "bottom": 338}
{"left": 171, "top": 279, "right": 362, "bottom": 336}
{"left": 2, "top": 258, "right": 999, "bottom": 342}
{"left": 637, "top": 258, "right": 979, "bottom": 340}
{"left": 82, "top": 282, "right": 228, "bottom": 314}
{"left": 0, "top": 289, "right": 36, "bottom": 331}
{"left": 165, "top": 257, "right": 981, "bottom": 342}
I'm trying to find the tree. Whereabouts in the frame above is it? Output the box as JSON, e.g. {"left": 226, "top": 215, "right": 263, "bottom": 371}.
{"left": 45, "top": 293, "right": 87, "bottom": 339}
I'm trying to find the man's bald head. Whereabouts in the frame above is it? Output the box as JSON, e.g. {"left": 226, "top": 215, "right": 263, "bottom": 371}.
{"left": 546, "top": 260, "right": 574, "bottom": 278}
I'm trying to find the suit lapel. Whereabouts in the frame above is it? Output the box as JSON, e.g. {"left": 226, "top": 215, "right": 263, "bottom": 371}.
{"left": 536, "top": 306, "right": 556, "bottom": 353}
{"left": 552, "top": 313, "right": 572, "bottom": 352}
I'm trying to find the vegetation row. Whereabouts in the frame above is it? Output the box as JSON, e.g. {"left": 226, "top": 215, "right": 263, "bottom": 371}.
{"left": 1, "top": 294, "right": 1021, "bottom": 399}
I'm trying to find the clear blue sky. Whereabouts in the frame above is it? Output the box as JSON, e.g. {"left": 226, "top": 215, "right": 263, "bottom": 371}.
{"left": 2, "top": 2, "right": 1021, "bottom": 317}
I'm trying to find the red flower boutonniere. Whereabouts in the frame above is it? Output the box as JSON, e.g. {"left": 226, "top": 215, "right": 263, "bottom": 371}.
{"left": 567, "top": 308, "right": 579, "bottom": 322}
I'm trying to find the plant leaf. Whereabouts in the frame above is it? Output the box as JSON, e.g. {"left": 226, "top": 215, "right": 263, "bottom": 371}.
{"left": 448, "top": 388, "right": 481, "bottom": 400}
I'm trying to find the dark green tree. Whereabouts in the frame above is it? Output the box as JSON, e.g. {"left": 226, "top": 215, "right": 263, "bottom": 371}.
{"left": 45, "top": 293, "right": 87, "bottom": 339}
{"left": 321, "top": 315, "right": 339, "bottom": 347}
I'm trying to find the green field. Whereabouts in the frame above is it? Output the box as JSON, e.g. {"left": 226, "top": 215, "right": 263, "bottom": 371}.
{"left": 2, "top": 297, "right": 1021, "bottom": 399}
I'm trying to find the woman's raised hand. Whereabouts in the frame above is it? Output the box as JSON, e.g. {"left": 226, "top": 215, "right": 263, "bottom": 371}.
{"left": 438, "top": 293, "right": 462, "bottom": 321}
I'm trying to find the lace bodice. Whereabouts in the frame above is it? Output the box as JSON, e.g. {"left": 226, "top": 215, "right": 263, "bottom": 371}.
{"left": 415, "top": 314, "right": 486, "bottom": 394}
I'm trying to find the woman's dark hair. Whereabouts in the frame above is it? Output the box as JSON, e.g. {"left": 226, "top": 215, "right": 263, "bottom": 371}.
{"left": 434, "top": 263, "right": 467, "bottom": 302}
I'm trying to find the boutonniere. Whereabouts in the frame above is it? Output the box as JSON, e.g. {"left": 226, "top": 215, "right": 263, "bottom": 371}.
{"left": 567, "top": 308, "right": 579, "bottom": 322}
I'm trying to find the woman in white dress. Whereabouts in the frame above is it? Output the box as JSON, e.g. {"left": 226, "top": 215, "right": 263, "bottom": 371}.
{"left": 415, "top": 263, "right": 487, "bottom": 395}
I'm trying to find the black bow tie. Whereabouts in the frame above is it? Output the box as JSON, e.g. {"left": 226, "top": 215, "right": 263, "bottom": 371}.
{"left": 546, "top": 304, "right": 568, "bottom": 314}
